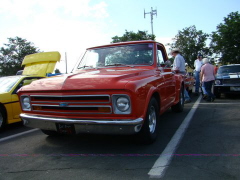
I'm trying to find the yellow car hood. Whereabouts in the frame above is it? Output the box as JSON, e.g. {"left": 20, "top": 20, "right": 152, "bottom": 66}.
{"left": 22, "top": 51, "right": 61, "bottom": 77}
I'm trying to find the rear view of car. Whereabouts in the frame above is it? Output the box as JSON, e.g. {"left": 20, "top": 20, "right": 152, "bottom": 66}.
{"left": 214, "top": 64, "right": 240, "bottom": 98}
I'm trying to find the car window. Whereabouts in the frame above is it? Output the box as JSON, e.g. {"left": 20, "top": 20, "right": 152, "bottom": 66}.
{"left": 77, "top": 43, "right": 154, "bottom": 69}
{"left": 157, "top": 49, "right": 164, "bottom": 66}
{"left": 218, "top": 65, "right": 240, "bottom": 74}
{"left": 0, "top": 76, "right": 21, "bottom": 93}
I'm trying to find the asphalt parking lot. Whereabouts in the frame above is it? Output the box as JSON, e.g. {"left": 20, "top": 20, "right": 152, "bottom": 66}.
{"left": 0, "top": 94, "right": 240, "bottom": 180}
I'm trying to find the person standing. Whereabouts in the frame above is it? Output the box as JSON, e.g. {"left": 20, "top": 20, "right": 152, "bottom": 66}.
{"left": 171, "top": 48, "right": 185, "bottom": 74}
{"left": 214, "top": 64, "right": 219, "bottom": 75}
{"left": 171, "top": 48, "right": 191, "bottom": 103}
{"left": 200, "top": 58, "right": 215, "bottom": 102}
{"left": 194, "top": 54, "right": 203, "bottom": 95}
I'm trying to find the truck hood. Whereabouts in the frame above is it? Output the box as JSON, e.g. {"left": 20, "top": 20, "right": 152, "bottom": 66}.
{"left": 20, "top": 67, "right": 153, "bottom": 91}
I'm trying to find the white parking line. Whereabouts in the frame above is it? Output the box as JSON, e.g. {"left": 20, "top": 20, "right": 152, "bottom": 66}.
{"left": 148, "top": 95, "right": 202, "bottom": 178}
{"left": 200, "top": 102, "right": 240, "bottom": 105}
{"left": 0, "top": 129, "right": 39, "bottom": 143}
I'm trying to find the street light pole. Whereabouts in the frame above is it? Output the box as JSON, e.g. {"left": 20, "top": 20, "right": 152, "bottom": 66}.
{"left": 65, "top": 52, "right": 67, "bottom": 74}
{"left": 144, "top": 7, "right": 157, "bottom": 36}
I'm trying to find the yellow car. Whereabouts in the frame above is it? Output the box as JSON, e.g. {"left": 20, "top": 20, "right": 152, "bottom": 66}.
{"left": 0, "top": 51, "right": 61, "bottom": 130}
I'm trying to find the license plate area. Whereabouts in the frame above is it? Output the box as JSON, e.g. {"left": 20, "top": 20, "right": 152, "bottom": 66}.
{"left": 56, "top": 123, "right": 75, "bottom": 134}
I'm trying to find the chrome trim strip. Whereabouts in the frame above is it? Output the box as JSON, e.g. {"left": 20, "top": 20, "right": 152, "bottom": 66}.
{"left": 32, "top": 104, "right": 111, "bottom": 108}
{"left": 30, "top": 95, "right": 110, "bottom": 97}
{"left": 30, "top": 101, "right": 110, "bottom": 104}
{"left": 20, "top": 114, "right": 143, "bottom": 125}
{"left": 214, "top": 85, "right": 240, "bottom": 87}
{"left": 161, "top": 72, "right": 174, "bottom": 75}
{"left": 30, "top": 94, "right": 111, "bottom": 103}
{"left": 31, "top": 110, "right": 112, "bottom": 114}
{"left": 31, "top": 104, "right": 112, "bottom": 114}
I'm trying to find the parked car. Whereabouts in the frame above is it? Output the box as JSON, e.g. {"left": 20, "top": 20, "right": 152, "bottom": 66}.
{"left": 16, "top": 70, "right": 23, "bottom": 75}
{"left": 18, "top": 41, "right": 185, "bottom": 143}
{"left": 214, "top": 64, "right": 240, "bottom": 98}
{"left": 0, "top": 52, "right": 60, "bottom": 130}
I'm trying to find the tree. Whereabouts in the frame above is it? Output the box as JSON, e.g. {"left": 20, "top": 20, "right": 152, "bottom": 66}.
{"left": 168, "top": 25, "right": 209, "bottom": 69}
{"left": 55, "top": 68, "right": 61, "bottom": 73}
{"left": 0, "top": 37, "right": 40, "bottom": 76}
{"left": 111, "top": 30, "right": 155, "bottom": 43}
{"left": 210, "top": 12, "right": 240, "bottom": 64}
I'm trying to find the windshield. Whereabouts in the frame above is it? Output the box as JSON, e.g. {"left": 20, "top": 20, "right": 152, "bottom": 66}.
{"left": 77, "top": 43, "right": 154, "bottom": 69}
{"left": 0, "top": 76, "right": 21, "bottom": 93}
{"left": 218, "top": 65, "right": 240, "bottom": 74}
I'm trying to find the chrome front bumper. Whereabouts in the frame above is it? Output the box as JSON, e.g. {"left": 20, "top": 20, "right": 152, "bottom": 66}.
{"left": 20, "top": 114, "right": 144, "bottom": 135}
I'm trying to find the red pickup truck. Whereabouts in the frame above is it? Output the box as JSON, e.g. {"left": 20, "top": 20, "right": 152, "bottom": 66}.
{"left": 18, "top": 40, "right": 185, "bottom": 143}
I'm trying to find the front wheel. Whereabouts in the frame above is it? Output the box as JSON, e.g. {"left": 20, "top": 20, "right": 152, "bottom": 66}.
{"left": 171, "top": 85, "right": 184, "bottom": 112}
{"left": 137, "top": 97, "right": 159, "bottom": 144}
{"left": 0, "top": 109, "right": 6, "bottom": 131}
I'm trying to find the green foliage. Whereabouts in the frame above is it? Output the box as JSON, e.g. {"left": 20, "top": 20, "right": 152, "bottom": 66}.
{"left": 111, "top": 30, "right": 155, "bottom": 43}
{"left": 210, "top": 11, "right": 240, "bottom": 65}
{"left": 0, "top": 37, "right": 40, "bottom": 76}
{"left": 168, "top": 25, "right": 209, "bottom": 69}
{"left": 55, "top": 69, "right": 61, "bottom": 73}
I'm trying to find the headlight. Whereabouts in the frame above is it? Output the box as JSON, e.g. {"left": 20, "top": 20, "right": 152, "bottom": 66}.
{"left": 112, "top": 95, "right": 131, "bottom": 114}
{"left": 215, "top": 80, "right": 221, "bottom": 85}
{"left": 116, "top": 97, "right": 130, "bottom": 112}
{"left": 21, "top": 96, "right": 31, "bottom": 111}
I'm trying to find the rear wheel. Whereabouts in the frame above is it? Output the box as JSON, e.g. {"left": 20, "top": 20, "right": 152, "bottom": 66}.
{"left": 187, "top": 87, "right": 192, "bottom": 94}
{"left": 137, "top": 97, "right": 159, "bottom": 144}
{"left": 41, "top": 129, "right": 60, "bottom": 136}
{"left": 0, "top": 109, "right": 6, "bottom": 131}
{"left": 172, "top": 85, "right": 184, "bottom": 112}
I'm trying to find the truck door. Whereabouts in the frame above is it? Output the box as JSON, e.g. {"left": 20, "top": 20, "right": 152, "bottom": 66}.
{"left": 157, "top": 45, "right": 175, "bottom": 107}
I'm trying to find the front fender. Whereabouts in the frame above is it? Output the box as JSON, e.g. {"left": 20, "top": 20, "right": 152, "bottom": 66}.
{"left": 142, "top": 86, "right": 160, "bottom": 120}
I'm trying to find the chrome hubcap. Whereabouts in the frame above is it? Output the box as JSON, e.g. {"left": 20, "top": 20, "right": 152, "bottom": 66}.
{"left": 180, "top": 89, "right": 184, "bottom": 105}
{"left": 148, "top": 106, "right": 157, "bottom": 134}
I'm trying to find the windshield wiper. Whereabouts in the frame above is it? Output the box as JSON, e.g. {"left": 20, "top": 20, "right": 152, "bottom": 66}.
{"left": 78, "top": 65, "right": 95, "bottom": 69}
{"left": 105, "top": 63, "right": 129, "bottom": 67}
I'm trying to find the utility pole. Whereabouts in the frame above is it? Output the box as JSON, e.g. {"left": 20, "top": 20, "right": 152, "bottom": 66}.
{"left": 144, "top": 7, "right": 157, "bottom": 36}
{"left": 65, "top": 52, "right": 67, "bottom": 74}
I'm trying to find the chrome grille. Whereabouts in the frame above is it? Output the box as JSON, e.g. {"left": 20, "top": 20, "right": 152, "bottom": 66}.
{"left": 30, "top": 95, "right": 112, "bottom": 114}
{"left": 223, "top": 79, "right": 240, "bottom": 85}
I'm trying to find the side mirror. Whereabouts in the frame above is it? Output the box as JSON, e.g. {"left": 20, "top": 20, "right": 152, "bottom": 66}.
{"left": 164, "top": 60, "right": 172, "bottom": 68}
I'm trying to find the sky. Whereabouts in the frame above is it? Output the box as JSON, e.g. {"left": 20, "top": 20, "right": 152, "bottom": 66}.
{"left": 0, "top": 0, "right": 239, "bottom": 73}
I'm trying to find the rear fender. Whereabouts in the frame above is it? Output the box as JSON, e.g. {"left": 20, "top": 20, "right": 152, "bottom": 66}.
{"left": 173, "top": 75, "right": 184, "bottom": 105}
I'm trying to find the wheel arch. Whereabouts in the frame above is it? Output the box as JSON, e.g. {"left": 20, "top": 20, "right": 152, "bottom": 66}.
{"left": 174, "top": 78, "right": 185, "bottom": 105}
{"left": 143, "top": 87, "right": 161, "bottom": 120}
{"left": 0, "top": 103, "right": 7, "bottom": 120}
{"left": 0, "top": 103, "right": 7, "bottom": 128}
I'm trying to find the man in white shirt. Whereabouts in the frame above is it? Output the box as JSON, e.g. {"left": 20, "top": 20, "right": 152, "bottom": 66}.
{"left": 194, "top": 54, "right": 203, "bottom": 95}
{"left": 171, "top": 48, "right": 191, "bottom": 103}
{"left": 171, "top": 48, "right": 185, "bottom": 74}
